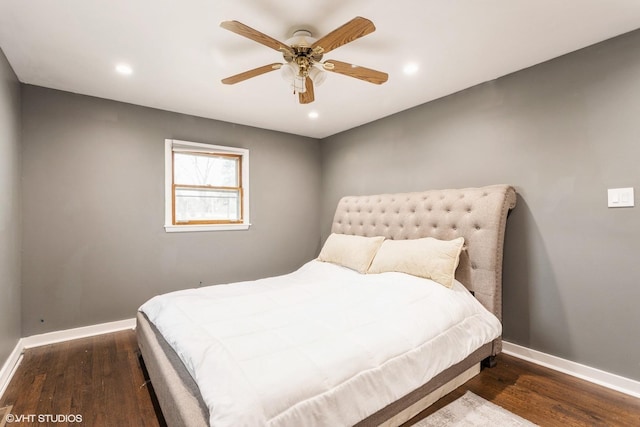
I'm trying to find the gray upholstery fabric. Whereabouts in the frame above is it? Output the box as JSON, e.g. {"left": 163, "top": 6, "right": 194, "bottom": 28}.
{"left": 138, "top": 311, "right": 209, "bottom": 427}
{"left": 330, "top": 184, "right": 516, "bottom": 327}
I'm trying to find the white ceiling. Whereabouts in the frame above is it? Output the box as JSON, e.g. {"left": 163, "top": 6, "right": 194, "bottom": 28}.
{"left": 1, "top": 1, "right": 640, "bottom": 139}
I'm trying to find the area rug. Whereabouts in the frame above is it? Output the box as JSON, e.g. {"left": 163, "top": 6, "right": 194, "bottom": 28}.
{"left": 412, "top": 391, "right": 537, "bottom": 426}
{"left": 0, "top": 405, "right": 12, "bottom": 427}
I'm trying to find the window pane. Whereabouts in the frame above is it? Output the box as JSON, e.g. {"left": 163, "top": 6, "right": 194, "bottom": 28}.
{"left": 175, "top": 188, "right": 240, "bottom": 222}
{"left": 174, "top": 153, "right": 239, "bottom": 187}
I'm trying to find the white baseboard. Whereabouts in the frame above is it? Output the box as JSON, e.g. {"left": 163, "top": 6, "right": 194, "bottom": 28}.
{"left": 503, "top": 341, "right": 640, "bottom": 399}
{"left": 0, "top": 318, "right": 136, "bottom": 398}
{"left": 0, "top": 338, "right": 24, "bottom": 398}
{"left": 21, "top": 318, "right": 136, "bottom": 349}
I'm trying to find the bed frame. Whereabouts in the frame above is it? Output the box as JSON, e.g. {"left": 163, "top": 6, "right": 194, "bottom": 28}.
{"left": 137, "top": 184, "right": 517, "bottom": 426}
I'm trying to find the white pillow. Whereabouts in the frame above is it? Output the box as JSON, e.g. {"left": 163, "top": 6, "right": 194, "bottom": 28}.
{"left": 317, "top": 233, "right": 385, "bottom": 273}
{"left": 368, "top": 237, "right": 465, "bottom": 288}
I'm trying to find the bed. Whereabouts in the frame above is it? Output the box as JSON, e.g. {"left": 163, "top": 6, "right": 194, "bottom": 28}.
{"left": 137, "top": 184, "right": 517, "bottom": 427}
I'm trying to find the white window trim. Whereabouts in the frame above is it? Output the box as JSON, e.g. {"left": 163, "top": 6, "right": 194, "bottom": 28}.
{"left": 164, "top": 139, "right": 250, "bottom": 232}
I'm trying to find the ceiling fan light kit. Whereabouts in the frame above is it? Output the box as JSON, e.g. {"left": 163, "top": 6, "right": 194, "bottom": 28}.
{"left": 220, "top": 17, "right": 388, "bottom": 104}
{"left": 280, "top": 62, "right": 305, "bottom": 93}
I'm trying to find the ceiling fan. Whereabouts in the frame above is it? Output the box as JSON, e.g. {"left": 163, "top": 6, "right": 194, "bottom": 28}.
{"left": 220, "top": 17, "right": 388, "bottom": 104}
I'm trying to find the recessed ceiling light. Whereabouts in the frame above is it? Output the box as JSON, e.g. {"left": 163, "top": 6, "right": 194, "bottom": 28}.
{"left": 308, "top": 111, "right": 319, "bottom": 119}
{"left": 403, "top": 62, "right": 419, "bottom": 75}
{"left": 115, "top": 63, "right": 133, "bottom": 75}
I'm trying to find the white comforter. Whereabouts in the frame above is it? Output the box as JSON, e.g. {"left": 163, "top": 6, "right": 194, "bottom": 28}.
{"left": 139, "top": 260, "right": 501, "bottom": 427}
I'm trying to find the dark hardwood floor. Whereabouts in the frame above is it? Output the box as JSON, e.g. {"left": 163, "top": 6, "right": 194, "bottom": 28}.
{"left": 1, "top": 330, "right": 639, "bottom": 426}
{"left": 0, "top": 330, "right": 164, "bottom": 427}
{"left": 403, "top": 354, "right": 640, "bottom": 427}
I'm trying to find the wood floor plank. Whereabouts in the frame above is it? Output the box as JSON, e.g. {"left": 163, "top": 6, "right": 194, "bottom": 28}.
{"left": 37, "top": 341, "right": 70, "bottom": 419}
{"left": 406, "top": 354, "right": 640, "bottom": 427}
{"left": 0, "top": 331, "right": 163, "bottom": 427}
{"left": 1, "top": 330, "right": 639, "bottom": 426}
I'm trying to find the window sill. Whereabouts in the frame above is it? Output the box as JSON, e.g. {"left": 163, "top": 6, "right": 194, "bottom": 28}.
{"left": 164, "top": 223, "right": 251, "bottom": 233}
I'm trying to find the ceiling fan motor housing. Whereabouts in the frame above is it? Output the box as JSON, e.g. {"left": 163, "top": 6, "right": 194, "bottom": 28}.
{"left": 283, "top": 30, "right": 324, "bottom": 76}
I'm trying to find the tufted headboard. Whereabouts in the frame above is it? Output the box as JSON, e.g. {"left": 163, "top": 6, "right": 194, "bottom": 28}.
{"left": 330, "top": 184, "right": 516, "bottom": 324}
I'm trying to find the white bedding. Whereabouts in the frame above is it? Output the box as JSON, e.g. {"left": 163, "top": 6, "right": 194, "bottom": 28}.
{"left": 139, "top": 260, "right": 501, "bottom": 427}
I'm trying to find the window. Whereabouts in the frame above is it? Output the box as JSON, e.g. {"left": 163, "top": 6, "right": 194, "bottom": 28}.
{"left": 165, "top": 139, "right": 249, "bottom": 232}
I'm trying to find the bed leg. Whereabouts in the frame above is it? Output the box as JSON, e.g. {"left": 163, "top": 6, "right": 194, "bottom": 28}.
{"left": 482, "top": 355, "right": 497, "bottom": 369}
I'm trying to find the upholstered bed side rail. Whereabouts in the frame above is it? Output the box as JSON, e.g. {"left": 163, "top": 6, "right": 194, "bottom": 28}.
{"left": 330, "top": 184, "right": 517, "bottom": 322}
{"left": 137, "top": 312, "right": 209, "bottom": 427}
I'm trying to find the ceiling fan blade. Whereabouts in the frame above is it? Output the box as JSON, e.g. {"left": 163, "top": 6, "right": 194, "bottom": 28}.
{"left": 221, "top": 63, "right": 282, "bottom": 85}
{"left": 323, "top": 60, "right": 388, "bottom": 84}
{"left": 311, "top": 17, "right": 375, "bottom": 54}
{"left": 220, "top": 21, "right": 293, "bottom": 54}
{"left": 299, "top": 77, "right": 315, "bottom": 104}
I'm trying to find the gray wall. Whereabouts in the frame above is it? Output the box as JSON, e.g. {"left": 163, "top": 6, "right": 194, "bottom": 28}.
{"left": 10, "top": 28, "right": 640, "bottom": 384}
{"left": 21, "top": 86, "right": 321, "bottom": 336}
{"left": 0, "top": 48, "right": 21, "bottom": 364}
{"left": 320, "top": 30, "right": 640, "bottom": 381}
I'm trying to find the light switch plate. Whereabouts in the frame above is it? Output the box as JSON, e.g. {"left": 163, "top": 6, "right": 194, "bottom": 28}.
{"left": 608, "top": 187, "right": 634, "bottom": 208}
